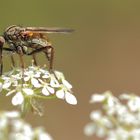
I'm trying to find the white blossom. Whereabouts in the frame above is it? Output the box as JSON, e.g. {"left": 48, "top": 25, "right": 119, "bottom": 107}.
{"left": 0, "top": 111, "right": 53, "bottom": 140}
{"left": 90, "top": 111, "right": 102, "bottom": 121}
{"left": 90, "top": 94, "right": 105, "bottom": 103}
{"left": 56, "top": 89, "right": 65, "bottom": 99}
{"left": 0, "top": 65, "right": 77, "bottom": 115}
{"left": 85, "top": 92, "right": 140, "bottom": 140}
{"left": 65, "top": 91, "right": 77, "bottom": 105}
{"left": 84, "top": 123, "right": 96, "bottom": 136}
{"left": 127, "top": 96, "right": 140, "bottom": 112}
{"left": 22, "top": 88, "right": 34, "bottom": 96}
{"left": 12, "top": 92, "right": 24, "bottom": 106}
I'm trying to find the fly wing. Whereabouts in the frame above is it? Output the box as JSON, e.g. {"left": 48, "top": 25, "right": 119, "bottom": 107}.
{"left": 25, "top": 27, "right": 74, "bottom": 34}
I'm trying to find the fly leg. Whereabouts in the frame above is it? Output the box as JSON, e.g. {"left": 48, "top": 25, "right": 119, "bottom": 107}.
{"left": 2, "top": 48, "right": 16, "bottom": 69}
{"left": 17, "top": 46, "right": 25, "bottom": 80}
{"left": 0, "top": 45, "right": 3, "bottom": 75}
{"left": 27, "top": 46, "right": 53, "bottom": 69}
{"left": 0, "top": 47, "right": 16, "bottom": 74}
{"left": 44, "top": 46, "right": 54, "bottom": 71}
{"left": 0, "top": 37, "right": 5, "bottom": 75}
{"left": 43, "top": 46, "right": 58, "bottom": 80}
{"left": 27, "top": 46, "right": 58, "bottom": 79}
{"left": 11, "top": 55, "right": 16, "bottom": 68}
{"left": 32, "top": 53, "right": 37, "bottom": 66}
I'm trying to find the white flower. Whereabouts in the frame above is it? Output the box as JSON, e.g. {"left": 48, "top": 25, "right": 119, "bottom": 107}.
{"left": 0, "top": 117, "right": 7, "bottom": 129}
{"left": 12, "top": 120, "right": 25, "bottom": 132}
{"left": 84, "top": 123, "right": 96, "bottom": 136}
{"left": 0, "top": 65, "right": 77, "bottom": 111}
{"left": 35, "top": 128, "right": 53, "bottom": 140}
{"left": 2, "top": 76, "right": 17, "bottom": 89}
{"left": 23, "top": 124, "right": 33, "bottom": 138}
{"left": 24, "top": 70, "right": 41, "bottom": 88}
{"left": 62, "top": 79, "right": 72, "bottom": 89}
{"left": 101, "top": 117, "right": 113, "bottom": 128}
{"left": 65, "top": 92, "right": 77, "bottom": 105}
{"left": 90, "top": 111, "right": 102, "bottom": 121}
{"left": 31, "top": 78, "right": 41, "bottom": 88}
{"left": 96, "top": 127, "right": 106, "bottom": 138}
{"left": 0, "top": 82, "right": 3, "bottom": 92}
{"left": 22, "top": 88, "right": 34, "bottom": 96}
{"left": 56, "top": 89, "right": 65, "bottom": 99}
{"left": 119, "top": 94, "right": 132, "bottom": 100}
{"left": 56, "top": 86, "right": 77, "bottom": 105}
{"left": 12, "top": 92, "right": 24, "bottom": 106}
{"left": 85, "top": 92, "right": 140, "bottom": 140}
{"left": 106, "top": 94, "right": 119, "bottom": 108}
{"left": 5, "top": 111, "right": 20, "bottom": 118}
{"left": 50, "top": 75, "right": 60, "bottom": 88}
{"left": 128, "top": 96, "right": 140, "bottom": 112}
{"left": 42, "top": 71, "right": 50, "bottom": 79}
{"left": 38, "top": 132, "right": 52, "bottom": 140}
{"left": 54, "top": 71, "right": 64, "bottom": 80}
{"left": 0, "top": 111, "right": 53, "bottom": 140}
{"left": 39, "top": 79, "right": 55, "bottom": 96}
{"left": 90, "top": 94, "right": 105, "bottom": 103}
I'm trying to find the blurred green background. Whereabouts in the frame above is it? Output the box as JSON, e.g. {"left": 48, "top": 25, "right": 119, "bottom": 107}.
{"left": 1, "top": 0, "right": 140, "bottom": 140}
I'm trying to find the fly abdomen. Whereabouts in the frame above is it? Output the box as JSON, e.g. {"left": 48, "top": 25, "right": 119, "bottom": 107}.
{"left": 31, "top": 38, "right": 51, "bottom": 47}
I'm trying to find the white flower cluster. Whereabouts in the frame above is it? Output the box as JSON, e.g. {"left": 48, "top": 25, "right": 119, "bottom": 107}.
{"left": 84, "top": 91, "right": 140, "bottom": 140}
{"left": 0, "top": 111, "right": 52, "bottom": 140}
{"left": 0, "top": 66, "right": 77, "bottom": 114}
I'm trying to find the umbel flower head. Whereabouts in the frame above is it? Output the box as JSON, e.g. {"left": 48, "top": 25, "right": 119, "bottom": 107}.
{"left": 0, "top": 65, "right": 77, "bottom": 115}
{"left": 84, "top": 91, "right": 140, "bottom": 140}
{"left": 0, "top": 110, "right": 53, "bottom": 140}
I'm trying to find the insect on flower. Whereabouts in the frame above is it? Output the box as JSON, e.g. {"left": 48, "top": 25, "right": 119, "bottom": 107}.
{"left": 0, "top": 25, "right": 74, "bottom": 75}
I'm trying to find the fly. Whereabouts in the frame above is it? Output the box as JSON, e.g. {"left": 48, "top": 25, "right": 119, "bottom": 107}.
{"left": 0, "top": 25, "right": 74, "bottom": 75}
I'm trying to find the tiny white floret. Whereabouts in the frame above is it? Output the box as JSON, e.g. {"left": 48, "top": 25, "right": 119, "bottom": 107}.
{"left": 65, "top": 92, "right": 77, "bottom": 105}
{"left": 12, "top": 92, "right": 24, "bottom": 106}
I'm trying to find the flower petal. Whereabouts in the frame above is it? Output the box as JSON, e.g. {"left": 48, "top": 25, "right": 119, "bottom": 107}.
{"left": 62, "top": 79, "right": 72, "bottom": 89}
{"left": 24, "top": 76, "right": 30, "bottom": 81}
{"left": 12, "top": 92, "right": 24, "bottom": 106}
{"left": 42, "top": 87, "right": 50, "bottom": 96}
{"left": 54, "top": 71, "right": 64, "bottom": 80}
{"left": 56, "top": 89, "right": 65, "bottom": 99}
{"left": 34, "top": 72, "right": 41, "bottom": 77}
{"left": 31, "top": 78, "right": 41, "bottom": 88}
{"left": 38, "top": 132, "right": 52, "bottom": 140}
{"left": 50, "top": 77, "right": 60, "bottom": 88}
{"left": 0, "top": 82, "right": 3, "bottom": 92}
{"left": 3, "top": 81, "right": 11, "bottom": 89}
{"left": 90, "top": 94, "right": 105, "bottom": 103}
{"left": 84, "top": 123, "right": 96, "bottom": 136}
{"left": 5, "top": 111, "right": 20, "bottom": 118}
{"left": 46, "top": 86, "right": 55, "bottom": 94}
{"left": 65, "top": 92, "right": 77, "bottom": 105}
{"left": 42, "top": 73, "right": 50, "bottom": 79}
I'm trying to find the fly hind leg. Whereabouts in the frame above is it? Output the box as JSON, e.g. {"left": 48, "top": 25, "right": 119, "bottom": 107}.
{"left": 32, "top": 53, "right": 37, "bottom": 66}
{"left": 44, "top": 46, "right": 54, "bottom": 71}
{"left": 43, "top": 46, "right": 58, "bottom": 80}
{"left": 26, "top": 46, "right": 54, "bottom": 70}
